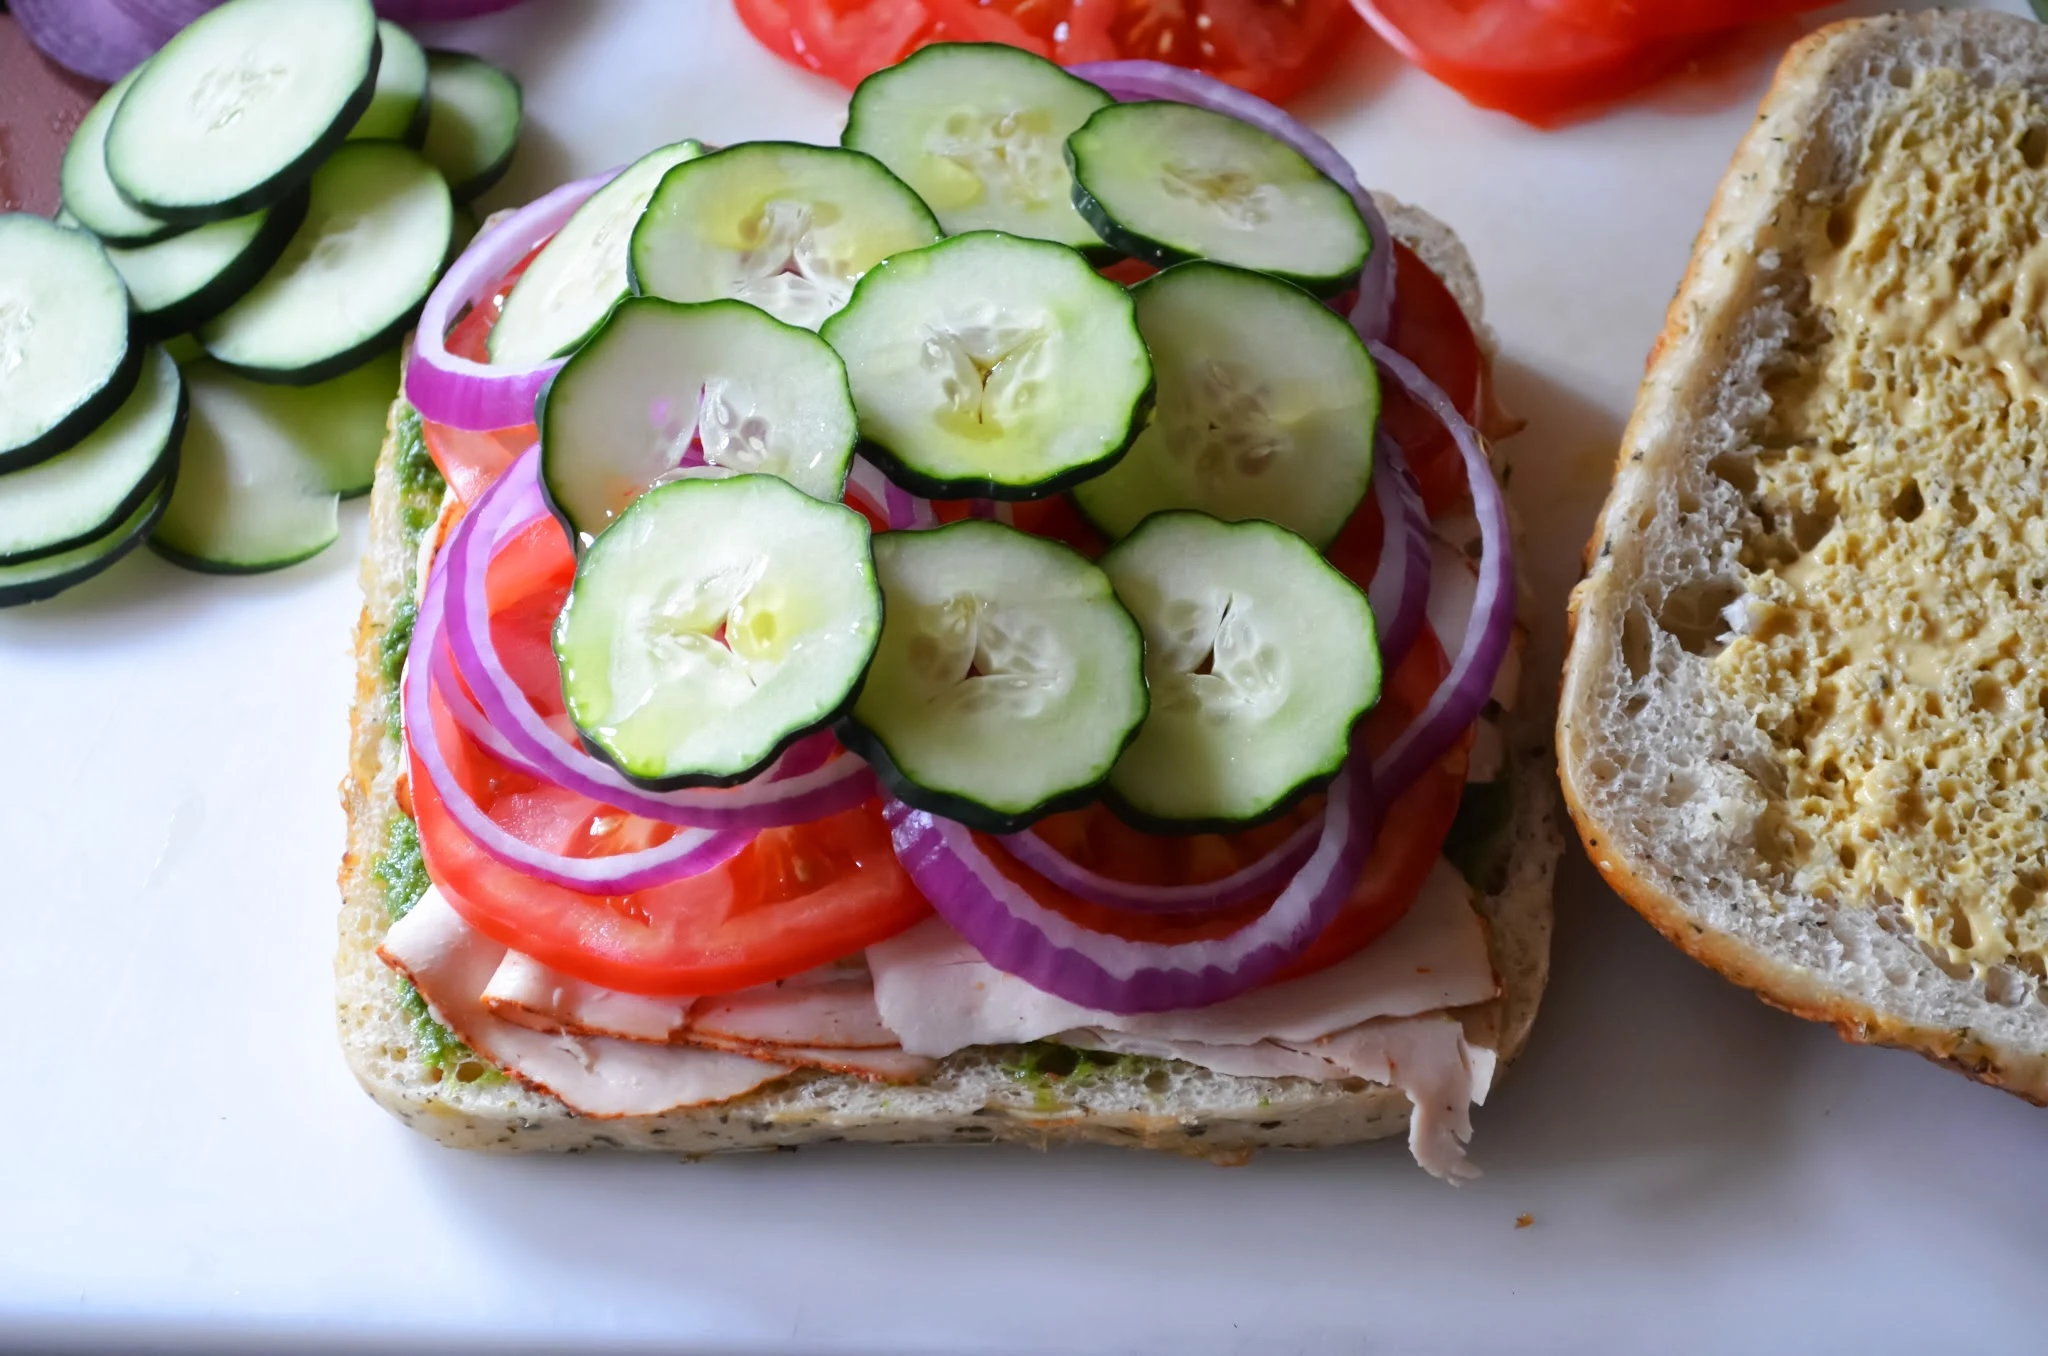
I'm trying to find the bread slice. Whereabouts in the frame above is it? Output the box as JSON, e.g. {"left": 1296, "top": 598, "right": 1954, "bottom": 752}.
{"left": 1560, "top": 12, "right": 2048, "bottom": 1103}
{"left": 336, "top": 204, "right": 1561, "bottom": 1157}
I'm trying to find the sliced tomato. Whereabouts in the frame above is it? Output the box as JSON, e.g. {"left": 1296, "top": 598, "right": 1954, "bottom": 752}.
{"left": 929, "top": 496, "right": 1105, "bottom": 556}
{"left": 980, "top": 623, "right": 1466, "bottom": 975}
{"left": 1381, "top": 239, "right": 1486, "bottom": 517}
{"left": 735, "top": 0, "right": 804, "bottom": 61}
{"left": 1354, "top": 0, "right": 1705, "bottom": 126}
{"left": 412, "top": 521, "right": 929, "bottom": 992}
{"left": 788, "top": 0, "right": 937, "bottom": 81}
{"left": 757, "top": 0, "right": 1357, "bottom": 104}
{"left": 1532, "top": 0, "right": 1829, "bottom": 40}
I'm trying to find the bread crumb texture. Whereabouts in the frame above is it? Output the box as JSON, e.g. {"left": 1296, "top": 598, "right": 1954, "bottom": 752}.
{"left": 1712, "top": 70, "right": 2048, "bottom": 985}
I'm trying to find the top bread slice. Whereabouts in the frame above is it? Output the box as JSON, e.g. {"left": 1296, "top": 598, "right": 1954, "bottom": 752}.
{"left": 1561, "top": 12, "right": 2048, "bottom": 1103}
{"left": 336, "top": 200, "right": 1561, "bottom": 1158}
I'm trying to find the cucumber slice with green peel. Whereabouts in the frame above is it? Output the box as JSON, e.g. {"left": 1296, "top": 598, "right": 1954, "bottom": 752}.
{"left": 820, "top": 231, "right": 1152, "bottom": 500}
{"left": 628, "top": 142, "right": 941, "bottom": 332}
{"left": 539, "top": 296, "right": 858, "bottom": 548}
{"left": 0, "top": 480, "right": 171, "bottom": 610}
{"left": 1098, "top": 512, "right": 1381, "bottom": 831}
{"left": 0, "top": 216, "right": 140, "bottom": 474}
{"left": 420, "top": 50, "right": 522, "bottom": 202}
{"left": 842, "top": 520, "right": 1148, "bottom": 833}
{"left": 95, "top": 192, "right": 309, "bottom": 342}
{"left": 1066, "top": 100, "right": 1372, "bottom": 298}
{"left": 160, "top": 348, "right": 398, "bottom": 502}
{"left": 1072, "top": 261, "right": 1378, "bottom": 548}
{"left": 350, "top": 20, "right": 430, "bottom": 145}
{"left": 843, "top": 43, "right": 1109, "bottom": 252}
{"left": 60, "top": 70, "right": 181, "bottom": 247}
{"left": 0, "top": 347, "right": 185, "bottom": 564}
{"left": 555, "top": 474, "right": 883, "bottom": 790}
{"left": 105, "top": 0, "right": 380, "bottom": 225}
{"left": 491, "top": 139, "right": 709, "bottom": 366}
{"left": 149, "top": 360, "right": 344, "bottom": 572}
{"left": 199, "top": 142, "right": 453, "bottom": 385}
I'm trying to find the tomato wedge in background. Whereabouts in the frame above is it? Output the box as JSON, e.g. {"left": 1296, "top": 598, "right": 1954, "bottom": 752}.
{"left": 1353, "top": 0, "right": 1706, "bottom": 125}
{"left": 744, "top": 0, "right": 1360, "bottom": 104}
{"left": 734, "top": 0, "right": 804, "bottom": 61}
{"left": 1532, "top": 0, "right": 1831, "bottom": 40}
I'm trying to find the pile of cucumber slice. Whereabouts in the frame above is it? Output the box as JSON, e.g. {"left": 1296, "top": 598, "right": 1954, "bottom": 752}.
{"left": 524, "top": 40, "right": 1393, "bottom": 830}
{"left": 1, "top": 0, "right": 524, "bottom": 601}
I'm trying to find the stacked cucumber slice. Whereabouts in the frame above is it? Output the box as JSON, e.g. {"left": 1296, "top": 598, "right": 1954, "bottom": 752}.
{"left": 515, "top": 40, "right": 1395, "bottom": 828}
{"left": 5, "top": 0, "right": 524, "bottom": 602}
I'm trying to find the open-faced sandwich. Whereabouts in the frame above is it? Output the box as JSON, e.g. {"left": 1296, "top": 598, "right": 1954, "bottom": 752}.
{"left": 339, "top": 45, "right": 1562, "bottom": 1179}
{"left": 1563, "top": 11, "right": 2048, "bottom": 1102}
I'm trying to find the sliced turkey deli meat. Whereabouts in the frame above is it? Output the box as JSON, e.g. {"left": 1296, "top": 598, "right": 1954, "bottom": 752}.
{"left": 476, "top": 948, "right": 933, "bottom": 1081}
{"left": 1066, "top": 1013, "right": 1495, "bottom": 1180}
{"left": 481, "top": 950, "right": 692, "bottom": 1042}
{"left": 380, "top": 889, "right": 791, "bottom": 1117}
{"left": 868, "top": 861, "right": 1496, "bottom": 1054}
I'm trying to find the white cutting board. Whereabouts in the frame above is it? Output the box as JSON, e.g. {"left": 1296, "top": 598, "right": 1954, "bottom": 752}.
{"left": 2, "top": 2, "right": 2043, "bottom": 1351}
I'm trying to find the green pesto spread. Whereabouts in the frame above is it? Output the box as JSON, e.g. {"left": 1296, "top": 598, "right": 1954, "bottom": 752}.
{"left": 370, "top": 402, "right": 493, "bottom": 1078}
{"left": 1006, "top": 1041, "right": 1167, "bottom": 1108}
{"left": 1444, "top": 758, "right": 1516, "bottom": 896}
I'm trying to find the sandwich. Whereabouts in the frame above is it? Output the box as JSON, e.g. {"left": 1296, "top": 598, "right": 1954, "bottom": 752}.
{"left": 1561, "top": 11, "right": 2048, "bottom": 1102}
{"left": 338, "top": 44, "right": 1562, "bottom": 1179}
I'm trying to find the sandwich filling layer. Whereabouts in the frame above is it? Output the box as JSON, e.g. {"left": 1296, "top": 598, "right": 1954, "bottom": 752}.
{"left": 1714, "top": 69, "right": 2048, "bottom": 979}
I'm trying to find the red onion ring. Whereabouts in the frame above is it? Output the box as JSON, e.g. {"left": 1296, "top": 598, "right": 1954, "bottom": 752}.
{"left": 439, "top": 448, "right": 882, "bottom": 830}
{"left": 999, "top": 816, "right": 1322, "bottom": 916}
{"left": 404, "top": 169, "right": 615, "bottom": 431}
{"left": 17, "top": 0, "right": 174, "bottom": 80}
{"left": 885, "top": 757, "right": 1377, "bottom": 1013}
{"left": 1369, "top": 436, "right": 1433, "bottom": 674}
{"left": 1067, "top": 59, "right": 1395, "bottom": 344}
{"left": 407, "top": 513, "right": 758, "bottom": 893}
{"left": 1367, "top": 343, "right": 1514, "bottom": 801}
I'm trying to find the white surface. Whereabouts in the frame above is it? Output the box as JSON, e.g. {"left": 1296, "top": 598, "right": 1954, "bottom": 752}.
{"left": 3, "top": 1, "right": 2045, "bottom": 1351}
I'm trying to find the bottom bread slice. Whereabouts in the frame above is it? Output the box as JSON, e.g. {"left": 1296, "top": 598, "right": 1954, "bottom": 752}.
{"left": 335, "top": 210, "right": 1561, "bottom": 1160}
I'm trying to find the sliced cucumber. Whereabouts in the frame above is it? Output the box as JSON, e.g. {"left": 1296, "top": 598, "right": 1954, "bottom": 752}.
{"left": 1066, "top": 101, "right": 1371, "bottom": 298}
{"left": 350, "top": 20, "right": 430, "bottom": 145}
{"left": 555, "top": 474, "right": 883, "bottom": 790}
{"left": 148, "top": 360, "right": 344, "bottom": 572}
{"left": 420, "top": 50, "right": 522, "bottom": 202}
{"left": 199, "top": 142, "right": 452, "bottom": 384}
{"left": 105, "top": 0, "right": 380, "bottom": 225}
{"left": 0, "top": 216, "right": 139, "bottom": 473}
{"left": 59, "top": 70, "right": 181, "bottom": 247}
{"left": 1072, "top": 262, "right": 1378, "bottom": 548}
{"left": 628, "top": 142, "right": 941, "bottom": 331}
{"left": 843, "top": 520, "right": 1147, "bottom": 832}
{"left": 843, "top": 43, "right": 1109, "bottom": 251}
{"left": 539, "top": 297, "right": 857, "bottom": 547}
{"left": 0, "top": 347, "right": 185, "bottom": 564}
{"left": 1098, "top": 512, "right": 1380, "bottom": 830}
{"left": 0, "top": 480, "right": 171, "bottom": 610}
{"left": 99, "top": 192, "right": 309, "bottom": 342}
{"left": 820, "top": 230, "right": 1151, "bottom": 500}
{"left": 490, "top": 139, "right": 708, "bottom": 367}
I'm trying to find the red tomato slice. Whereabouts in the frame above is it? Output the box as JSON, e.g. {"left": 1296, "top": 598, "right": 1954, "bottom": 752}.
{"left": 759, "top": 0, "right": 1357, "bottom": 103}
{"left": 788, "top": 0, "right": 937, "bottom": 81}
{"left": 734, "top": 0, "right": 804, "bottom": 61}
{"left": 1354, "top": 0, "right": 1704, "bottom": 126}
{"left": 979, "top": 623, "right": 1466, "bottom": 972}
{"left": 1532, "top": 0, "right": 1829, "bottom": 40}
{"left": 1381, "top": 239, "right": 1486, "bottom": 518}
{"left": 412, "top": 544, "right": 930, "bottom": 992}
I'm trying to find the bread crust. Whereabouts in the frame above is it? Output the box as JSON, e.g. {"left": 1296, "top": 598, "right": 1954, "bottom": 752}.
{"left": 1558, "top": 11, "right": 2048, "bottom": 1106}
{"left": 336, "top": 215, "right": 1563, "bottom": 1155}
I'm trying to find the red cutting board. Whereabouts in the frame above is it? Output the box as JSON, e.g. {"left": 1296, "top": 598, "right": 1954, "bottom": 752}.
{"left": 0, "top": 16, "right": 105, "bottom": 214}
